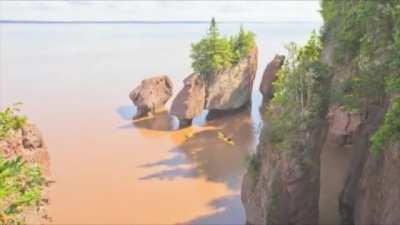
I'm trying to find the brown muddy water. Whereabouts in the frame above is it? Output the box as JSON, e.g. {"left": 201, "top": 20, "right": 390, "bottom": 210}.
{"left": 0, "top": 22, "right": 320, "bottom": 224}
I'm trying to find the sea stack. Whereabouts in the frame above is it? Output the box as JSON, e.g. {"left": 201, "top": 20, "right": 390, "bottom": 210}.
{"left": 170, "top": 73, "right": 206, "bottom": 128}
{"left": 129, "top": 75, "right": 173, "bottom": 119}
{"left": 205, "top": 47, "right": 258, "bottom": 111}
{"left": 259, "top": 54, "right": 285, "bottom": 101}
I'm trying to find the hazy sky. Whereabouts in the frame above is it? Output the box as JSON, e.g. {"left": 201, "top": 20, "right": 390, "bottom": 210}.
{"left": 0, "top": 1, "right": 321, "bottom": 22}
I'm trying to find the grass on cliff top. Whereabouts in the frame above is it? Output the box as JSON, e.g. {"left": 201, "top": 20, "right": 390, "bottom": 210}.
{"left": 190, "top": 18, "right": 255, "bottom": 76}
{"left": 0, "top": 104, "right": 27, "bottom": 140}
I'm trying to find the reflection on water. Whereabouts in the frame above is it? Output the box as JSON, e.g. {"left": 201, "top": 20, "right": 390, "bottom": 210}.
{"left": 139, "top": 108, "right": 256, "bottom": 191}
{"left": 133, "top": 107, "right": 256, "bottom": 224}
{"left": 133, "top": 111, "right": 177, "bottom": 131}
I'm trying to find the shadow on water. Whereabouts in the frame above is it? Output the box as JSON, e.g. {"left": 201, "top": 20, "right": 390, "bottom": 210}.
{"left": 138, "top": 107, "right": 257, "bottom": 191}
{"left": 138, "top": 167, "right": 199, "bottom": 180}
{"left": 139, "top": 153, "right": 188, "bottom": 168}
{"left": 132, "top": 111, "right": 177, "bottom": 131}
{"left": 184, "top": 194, "right": 245, "bottom": 225}
{"left": 116, "top": 106, "right": 178, "bottom": 131}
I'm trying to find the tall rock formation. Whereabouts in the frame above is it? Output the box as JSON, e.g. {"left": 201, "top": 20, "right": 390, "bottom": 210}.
{"left": 259, "top": 55, "right": 285, "bottom": 101}
{"left": 170, "top": 47, "right": 258, "bottom": 127}
{"left": 170, "top": 73, "right": 206, "bottom": 127}
{"left": 205, "top": 47, "right": 258, "bottom": 111}
{"left": 129, "top": 75, "right": 173, "bottom": 119}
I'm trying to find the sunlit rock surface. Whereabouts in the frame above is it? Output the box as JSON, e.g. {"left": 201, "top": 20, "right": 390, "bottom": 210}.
{"left": 170, "top": 73, "right": 206, "bottom": 128}
{"left": 259, "top": 54, "right": 285, "bottom": 101}
{"left": 205, "top": 47, "right": 258, "bottom": 111}
{"left": 129, "top": 75, "right": 173, "bottom": 119}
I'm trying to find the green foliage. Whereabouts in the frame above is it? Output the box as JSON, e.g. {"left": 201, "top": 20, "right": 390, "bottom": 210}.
{"left": 0, "top": 105, "right": 27, "bottom": 139}
{"left": 320, "top": 0, "right": 337, "bottom": 25}
{"left": 385, "top": 75, "right": 400, "bottom": 94}
{"left": 371, "top": 98, "right": 400, "bottom": 154}
{"left": 321, "top": 0, "right": 400, "bottom": 153}
{"left": 231, "top": 26, "right": 256, "bottom": 64}
{"left": 0, "top": 156, "right": 46, "bottom": 224}
{"left": 268, "top": 32, "right": 331, "bottom": 148}
{"left": 191, "top": 18, "right": 255, "bottom": 76}
{"left": 244, "top": 152, "right": 260, "bottom": 185}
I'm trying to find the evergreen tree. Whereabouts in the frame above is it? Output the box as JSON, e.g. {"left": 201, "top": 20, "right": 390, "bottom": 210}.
{"left": 191, "top": 18, "right": 255, "bottom": 76}
{"left": 231, "top": 25, "right": 255, "bottom": 63}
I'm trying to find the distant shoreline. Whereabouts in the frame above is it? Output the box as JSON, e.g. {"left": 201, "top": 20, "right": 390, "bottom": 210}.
{"left": 0, "top": 20, "right": 321, "bottom": 25}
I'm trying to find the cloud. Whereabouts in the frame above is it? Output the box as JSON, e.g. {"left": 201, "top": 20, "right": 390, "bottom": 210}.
{"left": 0, "top": 0, "right": 321, "bottom": 22}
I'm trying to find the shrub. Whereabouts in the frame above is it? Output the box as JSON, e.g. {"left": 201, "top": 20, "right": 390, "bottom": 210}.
{"left": 268, "top": 32, "right": 331, "bottom": 149}
{"left": 230, "top": 26, "right": 255, "bottom": 63}
{"left": 0, "top": 156, "right": 47, "bottom": 224}
{"left": 371, "top": 97, "right": 400, "bottom": 154}
{"left": 0, "top": 105, "right": 27, "bottom": 139}
{"left": 191, "top": 18, "right": 255, "bottom": 76}
{"left": 244, "top": 152, "right": 260, "bottom": 185}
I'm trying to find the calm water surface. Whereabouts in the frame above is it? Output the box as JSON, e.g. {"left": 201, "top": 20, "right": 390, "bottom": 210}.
{"left": 0, "top": 22, "right": 320, "bottom": 224}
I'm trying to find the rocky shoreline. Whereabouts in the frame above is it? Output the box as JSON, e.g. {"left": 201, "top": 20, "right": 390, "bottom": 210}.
{"left": 0, "top": 123, "right": 50, "bottom": 175}
{"left": 0, "top": 122, "right": 51, "bottom": 224}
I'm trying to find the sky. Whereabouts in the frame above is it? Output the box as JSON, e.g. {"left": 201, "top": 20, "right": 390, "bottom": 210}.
{"left": 0, "top": 1, "right": 322, "bottom": 23}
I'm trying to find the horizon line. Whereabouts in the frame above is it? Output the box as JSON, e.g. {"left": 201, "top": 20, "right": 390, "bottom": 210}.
{"left": 0, "top": 20, "right": 321, "bottom": 24}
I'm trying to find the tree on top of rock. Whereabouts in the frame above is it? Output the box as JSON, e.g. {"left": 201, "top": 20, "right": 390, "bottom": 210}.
{"left": 208, "top": 18, "right": 219, "bottom": 43}
{"left": 191, "top": 18, "right": 255, "bottom": 76}
{"left": 231, "top": 26, "right": 255, "bottom": 63}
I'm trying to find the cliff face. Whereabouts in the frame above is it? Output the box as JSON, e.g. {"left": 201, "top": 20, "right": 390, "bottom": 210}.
{"left": 326, "top": 1, "right": 400, "bottom": 224}
{"left": 205, "top": 47, "right": 258, "bottom": 111}
{"left": 241, "top": 1, "right": 400, "bottom": 225}
{"left": 242, "top": 121, "right": 328, "bottom": 225}
{"left": 242, "top": 37, "right": 332, "bottom": 225}
{"left": 339, "top": 99, "right": 400, "bottom": 225}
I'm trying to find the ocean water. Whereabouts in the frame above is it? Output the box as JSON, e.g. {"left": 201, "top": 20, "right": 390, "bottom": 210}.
{"left": 0, "top": 22, "right": 321, "bottom": 224}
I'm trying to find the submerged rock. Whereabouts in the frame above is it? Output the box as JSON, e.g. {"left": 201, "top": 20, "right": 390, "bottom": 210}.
{"left": 205, "top": 47, "right": 258, "bottom": 111}
{"left": 129, "top": 75, "right": 173, "bottom": 119}
{"left": 170, "top": 73, "right": 206, "bottom": 128}
{"left": 259, "top": 55, "right": 285, "bottom": 101}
